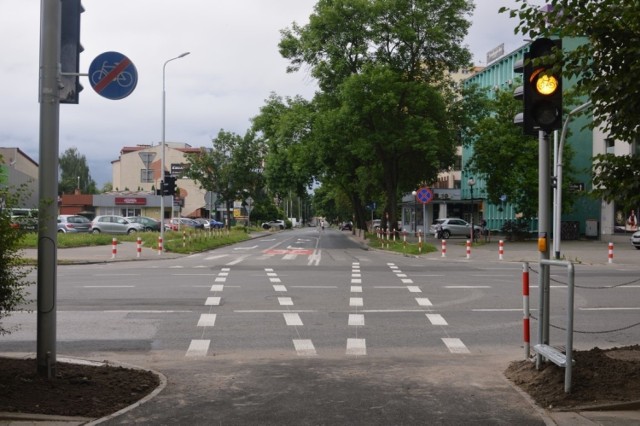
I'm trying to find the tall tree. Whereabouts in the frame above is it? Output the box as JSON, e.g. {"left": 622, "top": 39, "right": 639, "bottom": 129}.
{"left": 280, "top": 0, "right": 474, "bottom": 229}
{"left": 59, "top": 147, "right": 97, "bottom": 194}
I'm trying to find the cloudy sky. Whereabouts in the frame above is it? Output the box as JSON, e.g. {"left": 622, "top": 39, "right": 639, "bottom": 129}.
{"left": 0, "top": 0, "right": 530, "bottom": 187}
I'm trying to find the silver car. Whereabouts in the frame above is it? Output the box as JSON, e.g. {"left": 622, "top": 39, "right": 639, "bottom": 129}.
{"left": 631, "top": 230, "right": 640, "bottom": 250}
{"left": 57, "top": 215, "right": 91, "bottom": 233}
{"left": 429, "top": 218, "right": 482, "bottom": 239}
{"left": 90, "top": 215, "right": 144, "bottom": 234}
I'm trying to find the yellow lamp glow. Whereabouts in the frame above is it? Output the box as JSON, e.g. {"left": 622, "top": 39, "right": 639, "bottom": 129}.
{"left": 535, "top": 73, "right": 559, "bottom": 96}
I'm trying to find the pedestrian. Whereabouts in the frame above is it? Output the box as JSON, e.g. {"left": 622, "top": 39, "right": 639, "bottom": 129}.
{"left": 628, "top": 209, "right": 637, "bottom": 231}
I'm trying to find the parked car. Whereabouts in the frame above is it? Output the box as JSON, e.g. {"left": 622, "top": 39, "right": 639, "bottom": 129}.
{"left": 126, "top": 216, "right": 161, "bottom": 232}
{"left": 57, "top": 215, "right": 91, "bottom": 233}
{"left": 429, "top": 218, "right": 482, "bottom": 239}
{"left": 262, "top": 219, "right": 285, "bottom": 230}
{"left": 631, "top": 230, "right": 640, "bottom": 250}
{"left": 10, "top": 208, "right": 38, "bottom": 231}
{"left": 192, "top": 218, "right": 211, "bottom": 229}
{"left": 340, "top": 221, "right": 353, "bottom": 231}
{"left": 90, "top": 215, "right": 144, "bottom": 234}
{"left": 167, "top": 218, "right": 205, "bottom": 231}
{"left": 209, "top": 219, "right": 224, "bottom": 229}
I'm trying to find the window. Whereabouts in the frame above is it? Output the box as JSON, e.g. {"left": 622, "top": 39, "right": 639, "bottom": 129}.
{"left": 121, "top": 208, "right": 141, "bottom": 217}
{"left": 140, "top": 169, "right": 154, "bottom": 183}
{"left": 605, "top": 138, "right": 615, "bottom": 154}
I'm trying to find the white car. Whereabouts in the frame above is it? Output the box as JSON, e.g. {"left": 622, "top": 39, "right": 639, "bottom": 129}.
{"left": 429, "top": 218, "right": 482, "bottom": 239}
{"left": 631, "top": 230, "right": 640, "bottom": 250}
{"left": 262, "top": 220, "right": 285, "bottom": 230}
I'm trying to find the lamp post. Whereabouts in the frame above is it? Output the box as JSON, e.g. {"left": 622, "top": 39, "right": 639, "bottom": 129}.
{"left": 160, "top": 52, "right": 190, "bottom": 252}
{"left": 468, "top": 177, "right": 476, "bottom": 242}
{"left": 411, "top": 190, "right": 418, "bottom": 236}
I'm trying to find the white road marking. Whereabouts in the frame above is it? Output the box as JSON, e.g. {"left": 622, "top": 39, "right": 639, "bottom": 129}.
{"left": 214, "top": 277, "right": 227, "bottom": 282}
{"left": 105, "top": 310, "right": 192, "bottom": 313}
{"left": 218, "top": 272, "right": 229, "bottom": 277}
{"left": 346, "top": 338, "right": 367, "bottom": 355}
{"left": 205, "top": 297, "right": 221, "bottom": 306}
{"left": 349, "top": 297, "right": 363, "bottom": 307}
{"left": 352, "top": 273, "right": 362, "bottom": 278}
{"left": 293, "top": 339, "right": 317, "bottom": 356}
{"left": 348, "top": 314, "right": 365, "bottom": 326}
{"left": 265, "top": 268, "right": 274, "bottom": 272}
{"left": 396, "top": 273, "right": 407, "bottom": 278}
{"left": 442, "top": 338, "right": 470, "bottom": 354}
{"left": 351, "top": 286, "right": 362, "bottom": 293}
{"left": 283, "top": 254, "right": 297, "bottom": 260}
{"left": 210, "top": 285, "right": 224, "bottom": 292}
{"left": 401, "top": 278, "right": 414, "bottom": 284}
{"left": 204, "top": 254, "right": 228, "bottom": 260}
{"left": 173, "top": 274, "right": 215, "bottom": 276}
{"left": 270, "top": 277, "right": 282, "bottom": 283}
{"left": 278, "top": 297, "right": 293, "bottom": 306}
{"left": 266, "top": 272, "right": 278, "bottom": 277}
{"left": 290, "top": 286, "right": 337, "bottom": 289}
{"left": 197, "top": 314, "right": 217, "bottom": 327}
{"left": 234, "top": 245, "right": 258, "bottom": 250}
{"left": 415, "top": 297, "right": 432, "bottom": 306}
{"left": 426, "top": 314, "right": 447, "bottom": 325}
{"left": 235, "top": 310, "right": 317, "bottom": 313}
{"left": 226, "top": 255, "right": 249, "bottom": 266}
{"left": 273, "top": 285, "right": 287, "bottom": 292}
{"left": 186, "top": 339, "right": 210, "bottom": 357}
{"left": 445, "top": 286, "right": 491, "bottom": 289}
{"left": 169, "top": 265, "right": 184, "bottom": 269}
{"left": 283, "top": 313, "right": 303, "bottom": 326}
{"left": 83, "top": 286, "right": 134, "bottom": 288}
{"left": 351, "top": 278, "right": 362, "bottom": 284}
{"left": 407, "top": 286, "right": 422, "bottom": 293}
{"left": 221, "top": 268, "right": 230, "bottom": 272}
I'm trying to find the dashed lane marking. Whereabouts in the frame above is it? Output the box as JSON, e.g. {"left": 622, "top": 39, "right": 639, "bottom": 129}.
{"left": 442, "top": 338, "right": 470, "bottom": 354}
{"left": 349, "top": 314, "right": 365, "bottom": 326}
{"left": 283, "top": 313, "right": 303, "bottom": 326}
{"left": 278, "top": 297, "right": 294, "bottom": 306}
{"left": 351, "top": 286, "right": 362, "bottom": 293}
{"left": 273, "top": 285, "right": 287, "bottom": 292}
{"left": 186, "top": 339, "right": 210, "bottom": 357}
{"left": 426, "top": 314, "right": 448, "bottom": 325}
{"left": 197, "top": 314, "right": 217, "bottom": 327}
{"left": 346, "top": 338, "right": 367, "bottom": 356}
{"left": 349, "top": 297, "right": 363, "bottom": 307}
{"left": 205, "top": 297, "right": 221, "bottom": 306}
{"left": 415, "top": 297, "right": 433, "bottom": 306}
{"left": 293, "top": 339, "right": 317, "bottom": 356}
{"left": 210, "top": 285, "right": 224, "bottom": 292}
{"left": 407, "top": 286, "right": 422, "bottom": 293}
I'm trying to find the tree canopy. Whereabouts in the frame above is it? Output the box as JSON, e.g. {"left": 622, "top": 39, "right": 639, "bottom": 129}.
{"left": 59, "top": 147, "right": 97, "bottom": 194}
{"left": 278, "top": 0, "right": 474, "bottom": 228}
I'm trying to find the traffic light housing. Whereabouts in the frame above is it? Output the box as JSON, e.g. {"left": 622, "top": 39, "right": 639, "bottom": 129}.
{"left": 60, "top": 0, "right": 84, "bottom": 104}
{"left": 163, "top": 176, "right": 177, "bottom": 196}
{"left": 513, "top": 38, "right": 562, "bottom": 135}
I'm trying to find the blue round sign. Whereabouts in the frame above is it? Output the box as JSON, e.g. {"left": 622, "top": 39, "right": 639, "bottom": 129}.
{"left": 415, "top": 187, "right": 433, "bottom": 204}
{"left": 89, "top": 51, "right": 138, "bottom": 100}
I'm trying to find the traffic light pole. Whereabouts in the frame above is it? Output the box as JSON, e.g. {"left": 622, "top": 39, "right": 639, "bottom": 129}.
{"left": 37, "top": 0, "right": 61, "bottom": 377}
{"left": 538, "top": 130, "right": 552, "bottom": 346}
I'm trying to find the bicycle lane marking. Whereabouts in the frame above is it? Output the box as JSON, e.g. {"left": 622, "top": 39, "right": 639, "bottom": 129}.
{"left": 93, "top": 57, "right": 132, "bottom": 93}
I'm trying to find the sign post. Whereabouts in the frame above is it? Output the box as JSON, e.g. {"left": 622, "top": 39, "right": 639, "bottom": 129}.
{"left": 415, "top": 187, "right": 433, "bottom": 234}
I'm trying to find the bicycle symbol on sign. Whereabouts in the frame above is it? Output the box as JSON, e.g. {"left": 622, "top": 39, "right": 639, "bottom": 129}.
{"left": 91, "top": 61, "right": 135, "bottom": 88}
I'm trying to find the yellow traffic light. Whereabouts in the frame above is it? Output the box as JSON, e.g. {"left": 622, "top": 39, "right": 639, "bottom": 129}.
{"left": 532, "top": 69, "right": 559, "bottom": 96}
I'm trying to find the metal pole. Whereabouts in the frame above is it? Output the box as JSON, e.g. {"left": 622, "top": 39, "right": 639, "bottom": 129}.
{"left": 37, "top": 0, "right": 61, "bottom": 377}
{"left": 539, "top": 130, "right": 551, "bottom": 344}
{"left": 160, "top": 52, "right": 190, "bottom": 252}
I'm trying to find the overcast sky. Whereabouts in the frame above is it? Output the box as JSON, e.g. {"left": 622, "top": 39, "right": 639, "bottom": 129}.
{"left": 0, "top": 0, "right": 530, "bottom": 187}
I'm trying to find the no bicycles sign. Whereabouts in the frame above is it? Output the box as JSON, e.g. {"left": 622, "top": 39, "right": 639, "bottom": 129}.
{"left": 88, "top": 51, "right": 138, "bottom": 100}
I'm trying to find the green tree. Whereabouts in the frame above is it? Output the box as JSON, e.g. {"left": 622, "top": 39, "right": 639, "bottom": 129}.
{"left": 280, "top": 0, "right": 473, "bottom": 229}
{"left": 59, "top": 147, "right": 97, "bottom": 194}
{"left": 465, "top": 84, "right": 576, "bottom": 219}
{"left": 0, "top": 170, "right": 32, "bottom": 334}
{"left": 591, "top": 154, "right": 640, "bottom": 214}
{"left": 185, "top": 130, "right": 266, "bottom": 227}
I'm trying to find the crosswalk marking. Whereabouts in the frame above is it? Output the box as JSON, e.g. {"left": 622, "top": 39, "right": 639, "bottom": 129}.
{"left": 348, "top": 314, "right": 365, "bottom": 326}
{"left": 351, "top": 278, "right": 362, "bottom": 284}
{"left": 197, "top": 314, "right": 217, "bottom": 327}
{"left": 273, "top": 285, "right": 287, "bottom": 292}
{"left": 210, "top": 285, "right": 224, "bottom": 292}
{"left": 283, "top": 313, "right": 303, "bottom": 326}
{"left": 293, "top": 339, "right": 317, "bottom": 356}
{"left": 442, "top": 338, "right": 470, "bottom": 354}
{"left": 346, "top": 338, "right": 367, "bottom": 355}
{"left": 426, "top": 314, "right": 447, "bottom": 325}
{"left": 186, "top": 339, "right": 210, "bottom": 357}
{"left": 401, "top": 278, "right": 414, "bottom": 284}
{"left": 350, "top": 286, "right": 362, "bottom": 293}
{"left": 407, "top": 286, "right": 421, "bottom": 293}
{"left": 415, "top": 297, "right": 432, "bottom": 306}
{"left": 214, "top": 277, "right": 226, "bottom": 282}
{"left": 349, "top": 297, "right": 363, "bottom": 307}
{"left": 205, "top": 297, "right": 221, "bottom": 306}
{"left": 278, "top": 297, "right": 293, "bottom": 306}
{"left": 269, "top": 277, "right": 282, "bottom": 283}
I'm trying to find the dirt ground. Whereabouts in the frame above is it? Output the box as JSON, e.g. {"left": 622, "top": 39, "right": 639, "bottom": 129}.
{"left": 1, "top": 346, "right": 639, "bottom": 419}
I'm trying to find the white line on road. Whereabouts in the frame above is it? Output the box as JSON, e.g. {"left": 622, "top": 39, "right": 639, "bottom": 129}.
{"left": 283, "top": 313, "right": 303, "bottom": 326}
{"left": 186, "top": 339, "right": 210, "bottom": 357}
{"left": 173, "top": 274, "right": 216, "bottom": 276}
{"left": 204, "top": 255, "right": 228, "bottom": 260}
{"left": 214, "top": 277, "right": 227, "bottom": 282}
{"left": 234, "top": 310, "right": 317, "bottom": 313}
{"left": 293, "top": 339, "right": 317, "bottom": 356}
{"left": 197, "top": 314, "right": 217, "bottom": 327}
{"left": 351, "top": 278, "right": 362, "bottom": 284}
{"left": 234, "top": 245, "right": 258, "bottom": 250}
{"left": 351, "top": 286, "right": 362, "bottom": 293}
{"left": 210, "top": 285, "right": 224, "bottom": 292}
{"left": 273, "top": 285, "right": 287, "bottom": 292}
{"left": 105, "top": 310, "right": 192, "bottom": 313}
{"left": 226, "top": 255, "right": 249, "bottom": 266}
{"left": 426, "top": 314, "right": 448, "bottom": 325}
{"left": 205, "top": 297, "right": 221, "bottom": 306}
{"left": 407, "top": 286, "right": 422, "bottom": 293}
{"left": 278, "top": 297, "right": 293, "bottom": 306}
{"left": 290, "top": 286, "right": 337, "bottom": 289}
{"left": 348, "top": 314, "right": 365, "bottom": 326}
{"left": 83, "top": 286, "right": 134, "bottom": 288}
{"left": 442, "top": 338, "right": 470, "bottom": 354}
{"left": 350, "top": 297, "right": 363, "bottom": 307}
{"left": 346, "top": 338, "right": 367, "bottom": 356}
{"left": 401, "top": 278, "right": 414, "bottom": 284}
{"left": 415, "top": 297, "right": 432, "bottom": 306}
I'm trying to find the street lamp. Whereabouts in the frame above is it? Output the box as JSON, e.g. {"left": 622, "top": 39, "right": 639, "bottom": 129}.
{"left": 468, "top": 177, "right": 476, "bottom": 242}
{"left": 411, "top": 190, "right": 418, "bottom": 236}
{"left": 160, "top": 51, "right": 190, "bottom": 253}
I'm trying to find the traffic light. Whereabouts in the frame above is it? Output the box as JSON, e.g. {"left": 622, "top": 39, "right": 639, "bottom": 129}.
{"left": 163, "top": 176, "right": 177, "bottom": 196}
{"left": 513, "top": 38, "right": 562, "bottom": 135}
{"left": 60, "top": 0, "right": 84, "bottom": 104}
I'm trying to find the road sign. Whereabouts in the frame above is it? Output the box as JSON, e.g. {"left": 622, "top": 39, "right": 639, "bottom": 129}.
{"left": 88, "top": 51, "right": 138, "bottom": 100}
{"left": 415, "top": 187, "right": 433, "bottom": 204}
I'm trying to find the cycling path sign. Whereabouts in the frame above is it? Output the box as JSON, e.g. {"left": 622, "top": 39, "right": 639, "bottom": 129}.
{"left": 88, "top": 51, "right": 138, "bottom": 100}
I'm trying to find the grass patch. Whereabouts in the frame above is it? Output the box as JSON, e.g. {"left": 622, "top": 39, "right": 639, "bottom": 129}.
{"left": 365, "top": 232, "right": 438, "bottom": 255}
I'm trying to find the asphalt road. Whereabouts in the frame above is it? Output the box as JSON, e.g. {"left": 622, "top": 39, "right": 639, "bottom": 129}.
{"left": 3, "top": 228, "right": 640, "bottom": 424}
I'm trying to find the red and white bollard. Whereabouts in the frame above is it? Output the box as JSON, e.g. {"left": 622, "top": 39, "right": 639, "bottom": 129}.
{"left": 608, "top": 242, "right": 614, "bottom": 263}
{"left": 111, "top": 237, "right": 117, "bottom": 259}
{"left": 522, "top": 262, "right": 530, "bottom": 359}
{"left": 158, "top": 236, "right": 163, "bottom": 255}
{"left": 136, "top": 237, "right": 142, "bottom": 258}
{"left": 441, "top": 239, "right": 446, "bottom": 257}
{"left": 418, "top": 232, "right": 423, "bottom": 254}
{"left": 466, "top": 240, "right": 471, "bottom": 259}
{"left": 499, "top": 240, "right": 504, "bottom": 260}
